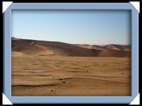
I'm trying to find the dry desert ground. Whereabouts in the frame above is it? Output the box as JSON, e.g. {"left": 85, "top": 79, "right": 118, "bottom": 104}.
{"left": 11, "top": 38, "right": 131, "bottom": 96}
{"left": 12, "top": 54, "right": 131, "bottom": 96}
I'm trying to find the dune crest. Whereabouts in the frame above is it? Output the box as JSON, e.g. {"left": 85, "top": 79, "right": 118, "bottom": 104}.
{"left": 12, "top": 37, "right": 130, "bottom": 57}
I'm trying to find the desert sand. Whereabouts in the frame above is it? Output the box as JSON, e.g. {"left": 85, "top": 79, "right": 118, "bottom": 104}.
{"left": 11, "top": 38, "right": 131, "bottom": 96}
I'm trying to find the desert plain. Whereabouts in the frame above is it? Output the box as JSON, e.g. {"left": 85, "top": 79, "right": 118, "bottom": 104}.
{"left": 11, "top": 37, "right": 131, "bottom": 96}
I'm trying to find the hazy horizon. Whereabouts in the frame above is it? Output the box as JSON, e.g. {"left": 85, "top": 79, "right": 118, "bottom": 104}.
{"left": 11, "top": 10, "right": 131, "bottom": 45}
{"left": 12, "top": 36, "right": 131, "bottom": 46}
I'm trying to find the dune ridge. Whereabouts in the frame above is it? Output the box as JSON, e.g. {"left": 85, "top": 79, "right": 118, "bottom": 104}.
{"left": 12, "top": 37, "right": 130, "bottom": 57}
{"left": 104, "top": 44, "right": 131, "bottom": 51}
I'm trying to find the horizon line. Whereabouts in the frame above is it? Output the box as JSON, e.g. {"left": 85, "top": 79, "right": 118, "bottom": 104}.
{"left": 11, "top": 37, "right": 131, "bottom": 46}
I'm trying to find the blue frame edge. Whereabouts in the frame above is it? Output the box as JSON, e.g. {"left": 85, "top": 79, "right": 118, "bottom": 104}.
{"left": 3, "top": 3, "right": 139, "bottom": 104}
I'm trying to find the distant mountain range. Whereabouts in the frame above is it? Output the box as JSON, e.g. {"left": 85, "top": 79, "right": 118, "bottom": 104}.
{"left": 12, "top": 37, "right": 131, "bottom": 57}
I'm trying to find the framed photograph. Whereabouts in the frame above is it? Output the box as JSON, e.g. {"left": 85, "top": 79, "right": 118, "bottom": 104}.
{"left": 3, "top": 2, "right": 139, "bottom": 104}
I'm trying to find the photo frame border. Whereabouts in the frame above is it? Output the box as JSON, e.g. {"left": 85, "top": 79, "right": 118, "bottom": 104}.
{"left": 3, "top": 2, "right": 139, "bottom": 104}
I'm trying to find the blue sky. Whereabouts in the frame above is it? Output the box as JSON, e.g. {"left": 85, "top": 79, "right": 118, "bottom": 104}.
{"left": 11, "top": 10, "right": 131, "bottom": 45}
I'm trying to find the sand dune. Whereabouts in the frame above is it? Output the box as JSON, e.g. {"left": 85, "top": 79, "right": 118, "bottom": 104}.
{"left": 75, "top": 44, "right": 131, "bottom": 51}
{"left": 12, "top": 38, "right": 130, "bottom": 57}
{"left": 74, "top": 44, "right": 106, "bottom": 50}
{"left": 97, "top": 49, "right": 130, "bottom": 57}
{"left": 104, "top": 44, "right": 131, "bottom": 51}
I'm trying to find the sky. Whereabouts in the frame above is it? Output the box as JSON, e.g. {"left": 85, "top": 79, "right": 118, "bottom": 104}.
{"left": 11, "top": 10, "right": 131, "bottom": 45}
